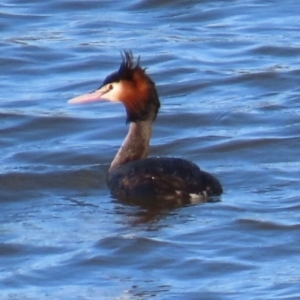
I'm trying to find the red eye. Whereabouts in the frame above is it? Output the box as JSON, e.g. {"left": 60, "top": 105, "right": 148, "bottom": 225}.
{"left": 109, "top": 84, "right": 113, "bottom": 90}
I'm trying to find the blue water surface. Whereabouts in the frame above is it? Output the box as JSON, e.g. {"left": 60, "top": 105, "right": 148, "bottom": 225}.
{"left": 1, "top": 0, "right": 300, "bottom": 299}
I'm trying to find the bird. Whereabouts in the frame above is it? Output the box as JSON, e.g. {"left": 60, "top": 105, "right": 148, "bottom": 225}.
{"left": 68, "top": 51, "right": 222, "bottom": 207}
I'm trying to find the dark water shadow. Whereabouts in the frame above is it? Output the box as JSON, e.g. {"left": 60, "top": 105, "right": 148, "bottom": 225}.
{"left": 112, "top": 195, "right": 221, "bottom": 225}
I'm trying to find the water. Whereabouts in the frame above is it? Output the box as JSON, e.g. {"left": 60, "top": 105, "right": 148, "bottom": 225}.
{"left": 1, "top": 0, "right": 300, "bottom": 299}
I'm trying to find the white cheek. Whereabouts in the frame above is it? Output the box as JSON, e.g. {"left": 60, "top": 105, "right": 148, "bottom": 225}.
{"left": 105, "top": 83, "right": 123, "bottom": 102}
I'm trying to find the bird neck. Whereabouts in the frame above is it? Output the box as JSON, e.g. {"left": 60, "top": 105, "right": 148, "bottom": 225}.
{"left": 109, "top": 119, "right": 153, "bottom": 172}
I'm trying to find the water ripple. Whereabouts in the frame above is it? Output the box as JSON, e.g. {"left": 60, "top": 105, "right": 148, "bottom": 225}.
{"left": 1, "top": 0, "right": 300, "bottom": 299}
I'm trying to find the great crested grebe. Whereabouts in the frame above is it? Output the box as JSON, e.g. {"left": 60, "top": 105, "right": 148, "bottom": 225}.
{"left": 69, "top": 51, "right": 222, "bottom": 206}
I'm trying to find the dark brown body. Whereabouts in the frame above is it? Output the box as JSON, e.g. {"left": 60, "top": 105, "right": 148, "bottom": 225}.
{"left": 108, "top": 157, "right": 222, "bottom": 207}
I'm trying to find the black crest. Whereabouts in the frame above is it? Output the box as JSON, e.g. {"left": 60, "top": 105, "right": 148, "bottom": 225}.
{"left": 101, "top": 51, "right": 141, "bottom": 86}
